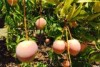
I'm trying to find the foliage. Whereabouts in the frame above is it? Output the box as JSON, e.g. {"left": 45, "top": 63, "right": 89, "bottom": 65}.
{"left": 20, "top": 62, "right": 47, "bottom": 67}
{"left": 0, "top": 0, "right": 100, "bottom": 66}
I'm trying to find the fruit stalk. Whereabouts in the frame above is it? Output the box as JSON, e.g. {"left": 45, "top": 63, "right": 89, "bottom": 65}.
{"left": 67, "top": 26, "right": 72, "bottom": 39}
{"left": 23, "top": 0, "right": 29, "bottom": 40}
{"left": 39, "top": 0, "right": 42, "bottom": 17}
{"left": 63, "top": 19, "right": 72, "bottom": 67}
{"left": 39, "top": 0, "right": 42, "bottom": 42}
{"left": 65, "top": 28, "right": 72, "bottom": 67}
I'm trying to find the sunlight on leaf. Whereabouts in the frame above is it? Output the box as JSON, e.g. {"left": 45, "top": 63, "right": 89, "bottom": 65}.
{"left": 66, "top": 3, "right": 76, "bottom": 21}
{"left": 77, "top": 0, "right": 100, "bottom": 2}
{"left": 93, "top": 2, "right": 100, "bottom": 13}
{"left": 60, "top": 0, "right": 73, "bottom": 18}
{"left": 46, "top": 0, "right": 59, "bottom": 5}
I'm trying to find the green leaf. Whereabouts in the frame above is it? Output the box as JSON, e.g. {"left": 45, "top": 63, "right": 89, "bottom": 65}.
{"left": 90, "top": 22, "right": 100, "bottom": 30}
{"left": 60, "top": 7, "right": 66, "bottom": 18}
{"left": 30, "top": 0, "right": 35, "bottom": 5}
{"left": 77, "top": 0, "right": 99, "bottom": 2}
{"left": 46, "top": 0, "right": 59, "bottom": 5}
{"left": 54, "top": 2, "right": 64, "bottom": 14}
{"left": 0, "top": 0, "right": 3, "bottom": 10}
{"left": 93, "top": 2, "right": 100, "bottom": 13}
{"left": 63, "top": 0, "right": 73, "bottom": 13}
{"left": 85, "top": 33, "right": 96, "bottom": 41}
{"left": 85, "top": 13, "right": 100, "bottom": 21}
{"left": 16, "top": 35, "right": 20, "bottom": 43}
{"left": 60, "top": 0, "right": 73, "bottom": 18}
{"left": 66, "top": 3, "right": 76, "bottom": 21}
{"left": 89, "top": 51, "right": 100, "bottom": 63}
{"left": 72, "top": 3, "right": 83, "bottom": 18}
